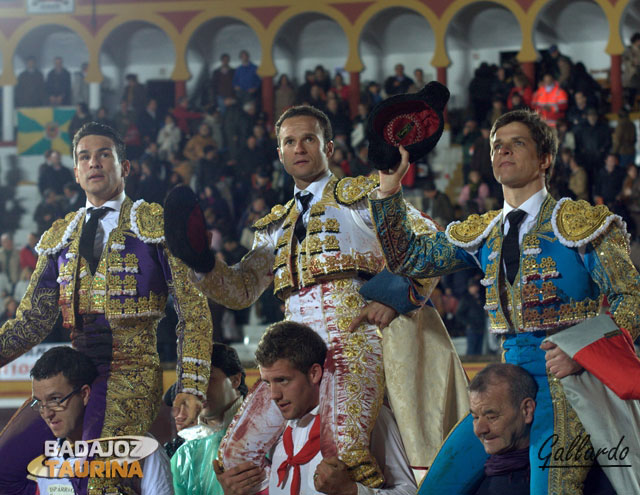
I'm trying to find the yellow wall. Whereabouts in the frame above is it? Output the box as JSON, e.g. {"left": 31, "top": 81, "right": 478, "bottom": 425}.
{"left": 0, "top": 0, "right": 630, "bottom": 85}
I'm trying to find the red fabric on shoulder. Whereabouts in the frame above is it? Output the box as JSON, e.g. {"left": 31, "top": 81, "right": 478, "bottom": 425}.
{"left": 573, "top": 327, "right": 640, "bottom": 400}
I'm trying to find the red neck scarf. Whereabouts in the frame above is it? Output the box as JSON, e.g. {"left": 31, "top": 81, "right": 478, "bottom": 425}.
{"left": 277, "top": 415, "right": 321, "bottom": 495}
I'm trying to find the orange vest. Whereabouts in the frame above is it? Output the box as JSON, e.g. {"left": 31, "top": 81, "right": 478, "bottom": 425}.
{"left": 532, "top": 83, "right": 568, "bottom": 126}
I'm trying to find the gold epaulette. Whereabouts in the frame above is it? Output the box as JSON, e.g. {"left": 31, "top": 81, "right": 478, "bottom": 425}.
{"left": 446, "top": 210, "right": 501, "bottom": 247}
{"left": 334, "top": 175, "right": 380, "bottom": 205}
{"left": 252, "top": 199, "right": 295, "bottom": 231}
{"left": 36, "top": 210, "right": 83, "bottom": 255}
{"left": 553, "top": 198, "right": 621, "bottom": 247}
{"left": 132, "top": 200, "right": 164, "bottom": 242}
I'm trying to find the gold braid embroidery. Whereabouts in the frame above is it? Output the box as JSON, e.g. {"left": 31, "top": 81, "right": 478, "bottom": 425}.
{"left": 331, "top": 279, "right": 385, "bottom": 488}
{"left": 590, "top": 226, "right": 640, "bottom": 340}
{"left": 555, "top": 200, "right": 613, "bottom": 242}
{"left": 546, "top": 372, "right": 590, "bottom": 495}
{"left": 370, "top": 193, "right": 466, "bottom": 277}
{"left": 167, "top": 251, "right": 213, "bottom": 398}
{"left": 195, "top": 234, "right": 275, "bottom": 309}
{"left": 0, "top": 254, "right": 60, "bottom": 365}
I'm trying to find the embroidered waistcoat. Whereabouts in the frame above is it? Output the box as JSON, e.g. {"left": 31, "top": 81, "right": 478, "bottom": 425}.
{"left": 447, "top": 196, "right": 627, "bottom": 333}
{"left": 254, "top": 176, "right": 386, "bottom": 298}
{"left": 36, "top": 198, "right": 168, "bottom": 328}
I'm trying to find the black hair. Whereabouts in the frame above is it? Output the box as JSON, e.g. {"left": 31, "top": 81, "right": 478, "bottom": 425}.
{"left": 275, "top": 105, "right": 333, "bottom": 148}
{"left": 211, "top": 343, "right": 248, "bottom": 397}
{"left": 31, "top": 346, "right": 98, "bottom": 390}
{"left": 255, "top": 321, "right": 327, "bottom": 374}
{"left": 491, "top": 109, "right": 558, "bottom": 187}
{"left": 72, "top": 122, "right": 126, "bottom": 165}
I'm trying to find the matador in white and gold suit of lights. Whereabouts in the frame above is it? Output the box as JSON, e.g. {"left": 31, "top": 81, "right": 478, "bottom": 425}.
{"left": 188, "top": 173, "right": 469, "bottom": 487}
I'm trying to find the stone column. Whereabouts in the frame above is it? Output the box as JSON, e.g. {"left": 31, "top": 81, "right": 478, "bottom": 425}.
{"left": 89, "top": 82, "right": 101, "bottom": 111}
{"left": 2, "top": 85, "right": 15, "bottom": 142}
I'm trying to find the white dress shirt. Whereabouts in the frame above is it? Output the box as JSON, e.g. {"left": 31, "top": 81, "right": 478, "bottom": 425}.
{"left": 461, "top": 187, "right": 549, "bottom": 270}
{"left": 293, "top": 172, "right": 331, "bottom": 228}
{"left": 84, "top": 190, "right": 126, "bottom": 257}
{"left": 501, "top": 187, "right": 548, "bottom": 246}
{"left": 268, "top": 405, "right": 417, "bottom": 495}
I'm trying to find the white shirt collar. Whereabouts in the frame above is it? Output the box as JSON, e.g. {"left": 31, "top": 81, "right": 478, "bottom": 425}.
{"left": 286, "top": 404, "right": 319, "bottom": 429}
{"left": 293, "top": 172, "right": 331, "bottom": 206}
{"left": 85, "top": 190, "right": 126, "bottom": 212}
{"left": 502, "top": 187, "right": 547, "bottom": 223}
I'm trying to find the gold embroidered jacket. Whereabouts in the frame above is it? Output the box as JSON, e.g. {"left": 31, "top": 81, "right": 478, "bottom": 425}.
{"left": 371, "top": 193, "right": 640, "bottom": 338}
{"left": 194, "top": 175, "right": 439, "bottom": 307}
{"left": 0, "top": 197, "right": 213, "bottom": 398}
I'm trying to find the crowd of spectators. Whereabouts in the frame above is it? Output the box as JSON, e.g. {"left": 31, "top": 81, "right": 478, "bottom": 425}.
{"left": 6, "top": 38, "right": 640, "bottom": 356}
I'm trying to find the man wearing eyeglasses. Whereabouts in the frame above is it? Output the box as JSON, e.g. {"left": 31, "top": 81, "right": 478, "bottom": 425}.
{"left": 30, "top": 346, "right": 173, "bottom": 495}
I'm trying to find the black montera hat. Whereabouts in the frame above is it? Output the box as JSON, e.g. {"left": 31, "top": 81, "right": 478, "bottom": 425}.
{"left": 164, "top": 186, "right": 216, "bottom": 274}
{"left": 366, "top": 81, "right": 449, "bottom": 170}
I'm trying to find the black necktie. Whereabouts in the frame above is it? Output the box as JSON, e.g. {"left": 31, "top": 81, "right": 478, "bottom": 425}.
{"left": 502, "top": 209, "right": 526, "bottom": 285}
{"left": 294, "top": 192, "right": 313, "bottom": 243}
{"left": 79, "top": 207, "right": 109, "bottom": 274}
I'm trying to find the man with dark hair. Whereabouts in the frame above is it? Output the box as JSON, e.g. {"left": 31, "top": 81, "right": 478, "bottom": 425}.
{"left": 15, "top": 56, "right": 46, "bottom": 107}
{"left": 122, "top": 73, "right": 147, "bottom": 117}
{"left": 63, "top": 181, "right": 86, "bottom": 214}
{"left": 254, "top": 320, "right": 327, "bottom": 373}
{"left": 371, "top": 108, "right": 640, "bottom": 494}
{"left": 30, "top": 347, "right": 99, "bottom": 468}
{"left": 38, "top": 150, "right": 73, "bottom": 196}
{"left": 469, "top": 364, "right": 537, "bottom": 495}
{"left": 165, "top": 105, "right": 468, "bottom": 486}
{"left": 384, "top": 64, "right": 414, "bottom": 96}
{"left": 45, "top": 56, "right": 71, "bottom": 106}
{"left": 348, "top": 141, "right": 373, "bottom": 178}
{"left": 31, "top": 346, "right": 172, "bottom": 495}
{"left": 172, "top": 343, "right": 248, "bottom": 495}
{"left": 0, "top": 121, "right": 212, "bottom": 495}
{"left": 212, "top": 53, "right": 235, "bottom": 112}
{"left": 31, "top": 345, "right": 98, "bottom": 393}
{"left": 33, "top": 188, "right": 64, "bottom": 235}
{"left": 594, "top": 153, "right": 625, "bottom": 209}
{"left": 216, "top": 321, "right": 417, "bottom": 495}
{"left": 573, "top": 107, "right": 612, "bottom": 184}
{"left": 136, "top": 98, "right": 162, "bottom": 144}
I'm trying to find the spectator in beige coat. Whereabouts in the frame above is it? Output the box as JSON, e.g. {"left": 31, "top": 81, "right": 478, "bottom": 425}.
{"left": 184, "top": 123, "right": 217, "bottom": 162}
{"left": 568, "top": 154, "right": 589, "bottom": 201}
